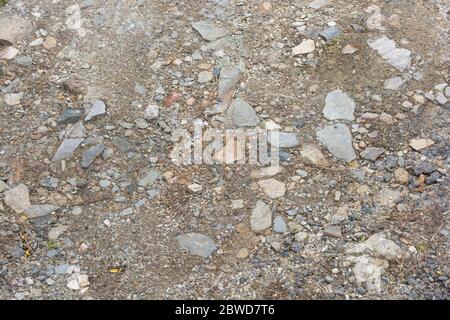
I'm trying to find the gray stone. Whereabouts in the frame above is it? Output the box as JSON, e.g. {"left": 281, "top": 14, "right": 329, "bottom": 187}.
{"left": 413, "top": 162, "right": 437, "bottom": 175}
{"left": 138, "top": 169, "right": 162, "bottom": 187}
{"left": 191, "top": 21, "right": 227, "bottom": 41}
{"left": 176, "top": 233, "right": 217, "bottom": 258}
{"left": 273, "top": 216, "right": 288, "bottom": 233}
{"left": 367, "top": 36, "right": 411, "bottom": 71}
{"left": 39, "top": 176, "right": 59, "bottom": 189}
{"left": 24, "top": 204, "right": 59, "bottom": 218}
{"left": 308, "top": 0, "right": 330, "bottom": 9}
{"left": 14, "top": 55, "right": 33, "bottom": 66}
{"left": 84, "top": 100, "right": 106, "bottom": 121}
{"left": 58, "top": 108, "right": 84, "bottom": 125}
{"left": 134, "top": 118, "right": 148, "bottom": 129}
{"left": 324, "top": 225, "right": 342, "bottom": 238}
{"left": 144, "top": 105, "right": 159, "bottom": 120}
{"left": 250, "top": 200, "right": 272, "bottom": 232}
{"left": 228, "top": 98, "right": 259, "bottom": 127}
{"left": 384, "top": 77, "right": 404, "bottom": 90}
{"left": 4, "top": 184, "right": 30, "bottom": 213}
{"left": 360, "top": 147, "right": 385, "bottom": 161}
{"left": 81, "top": 144, "right": 105, "bottom": 168}
{"left": 205, "top": 66, "right": 242, "bottom": 115}
{"left": 435, "top": 93, "right": 448, "bottom": 105}
{"left": 198, "top": 71, "right": 213, "bottom": 83}
{"left": 323, "top": 89, "right": 355, "bottom": 121}
{"left": 65, "top": 122, "right": 86, "bottom": 139}
{"left": 269, "top": 132, "right": 299, "bottom": 148}
{"left": 112, "top": 137, "right": 133, "bottom": 153}
{"left": 55, "top": 264, "right": 70, "bottom": 274}
{"left": 52, "top": 138, "right": 84, "bottom": 161}
{"left": 99, "top": 180, "right": 111, "bottom": 188}
{"left": 320, "top": 26, "right": 341, "bottom": 41}
{"left": 134, "top": 83, "right": 146, "bottom": 96}
{"left": 0, "top": 15, "right": 33, "bottom": 43}
{"left": 316, "top": 124, "right": 356, "bottom": 162}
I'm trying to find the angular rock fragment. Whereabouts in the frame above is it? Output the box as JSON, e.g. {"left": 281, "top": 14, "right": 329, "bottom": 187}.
{"left": 84, "top": 100, "right": 106, "bottom": 121}
{"left": 360, "top": 147, "right": 385, "bottom": 161}
{"left": 191, "top": 21, "right": 227, "bottom": 42}
{"left": 250, "top": 201, "right": 272, "bottom": 232}
{"left": 367, "top": 36, "right": 411, "bottom": 71}
{"left": 292, "top": 39, "right": 315, "bottom": 55}
{"left": 58, "top": 108, "right": 84, "bottom": 125}
{"left": 228, "top": 98, "right": 259, "bottom": 127}
{"left": 176, "top": 233, "right": 217, "bottom": 258}
{"left": 323, "top": 89, "right": 355, "bottom": 121}
{"left": 316, "top": 124, "right": 356, "bottom": 162}
{"left": 52, "top": 138, "right": 84, "bottom": 161}
{"left": 81, "top": 144, "right": 105, "bottom": 168}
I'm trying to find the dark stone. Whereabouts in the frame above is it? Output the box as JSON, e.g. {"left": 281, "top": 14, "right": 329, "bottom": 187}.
{"left": 58, "top": 108, "right": 84, "bottom": 125}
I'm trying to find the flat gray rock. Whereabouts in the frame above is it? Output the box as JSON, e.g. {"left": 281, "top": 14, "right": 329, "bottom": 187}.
{"left": 81, "top": 144, "right": 105, "bottom": 168}
{"left": 25, "top": 204, "right": 59, "bottom": 218}
{"left": 367, "top": 36, "right": 411, "bottom": 71}
{"left": 324, "top": 225, "right": 342, "bottom": 238}
{"left": 228, "top": 98, "right": 259, "bottom": 127}
{"left": 273, "top": 216, "right": 288, "bottom": 233}
{"left": 191, "top": 21, "right": 227, "bottom": 41}
{"left": 176, "top": 233, "right": 217, "bottom": 258}
{"left": 323, "top": 89, "right": 355, "bottom": 121}
{"left": 58, "top": 108, "right": 85, "bottom": 125}
{"left": 320, "top": 26, "right": 341, "bottom": 41}
{"left": 52, "top": 138, "right": 84, "bottom": 162}
{"left": 316, "top": 124, "right": 356, "bottom": 162}
{"left": 84, "top": 100, "right": 106, "bottom": 122}
{"left": 309, "top": 0, "right": 330, "bottom": 9}
{"left": 250, "top": 200, "right": 272, "bottom": 232}
{"left": 269, "top": 132, "right": 300, "bottom": 149}
{"left": 360, "top": 147, "right": 385, "bottom": 161}
{"left": 4, "top": 184, "right": 30, "bottom": 213}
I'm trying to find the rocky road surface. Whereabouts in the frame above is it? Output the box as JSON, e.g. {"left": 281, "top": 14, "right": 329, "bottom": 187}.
{"left": 0, "top": 0, "right": 449, "bottom": 299}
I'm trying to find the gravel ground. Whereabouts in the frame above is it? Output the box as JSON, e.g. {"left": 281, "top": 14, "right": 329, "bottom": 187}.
{"left": 0, "top": 0, "right": 449, "bottom": 300}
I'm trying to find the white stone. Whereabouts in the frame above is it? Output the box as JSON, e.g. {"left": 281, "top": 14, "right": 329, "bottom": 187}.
{"left": 292, "top": 39, "right": 315, "bottom": 55}
{"left": 367, "top": 36, "right": 411, "bottom": 71}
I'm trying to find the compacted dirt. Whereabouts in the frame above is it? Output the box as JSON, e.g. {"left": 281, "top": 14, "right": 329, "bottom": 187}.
{"left": 0, "top": 0, "right": 449, "bottom": 300}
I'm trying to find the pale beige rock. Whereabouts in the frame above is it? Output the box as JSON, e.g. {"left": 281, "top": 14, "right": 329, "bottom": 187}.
{"left": 292, "top": 39, "right": 315, "bottom": 55}
{"left": 43, "top": 36, "right": 57, "bottom": 49}
{"left": 394, "top": 168, "right": 409, "bottom": 184}
{"left": 236, "top": 248, "right": 249, "bottom": 259}
{"left": 258, "top": 179, "right": 286, "bottom": 199}
{"left": 300, "top": 144, "right": 328, "bottom": 166}
{"left": 4, "top": 184, "right": 31, "bottom": 213}
{"left": 342, "top": 44, "right": 359, "bottom": 54}
{"left": 409, "top": 138, "right": 435, "bottom": 151}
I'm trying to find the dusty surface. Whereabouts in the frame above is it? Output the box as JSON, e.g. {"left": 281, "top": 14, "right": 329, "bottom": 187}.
{"left": 0, "top": 0, "right": 449, "bottom": 299}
